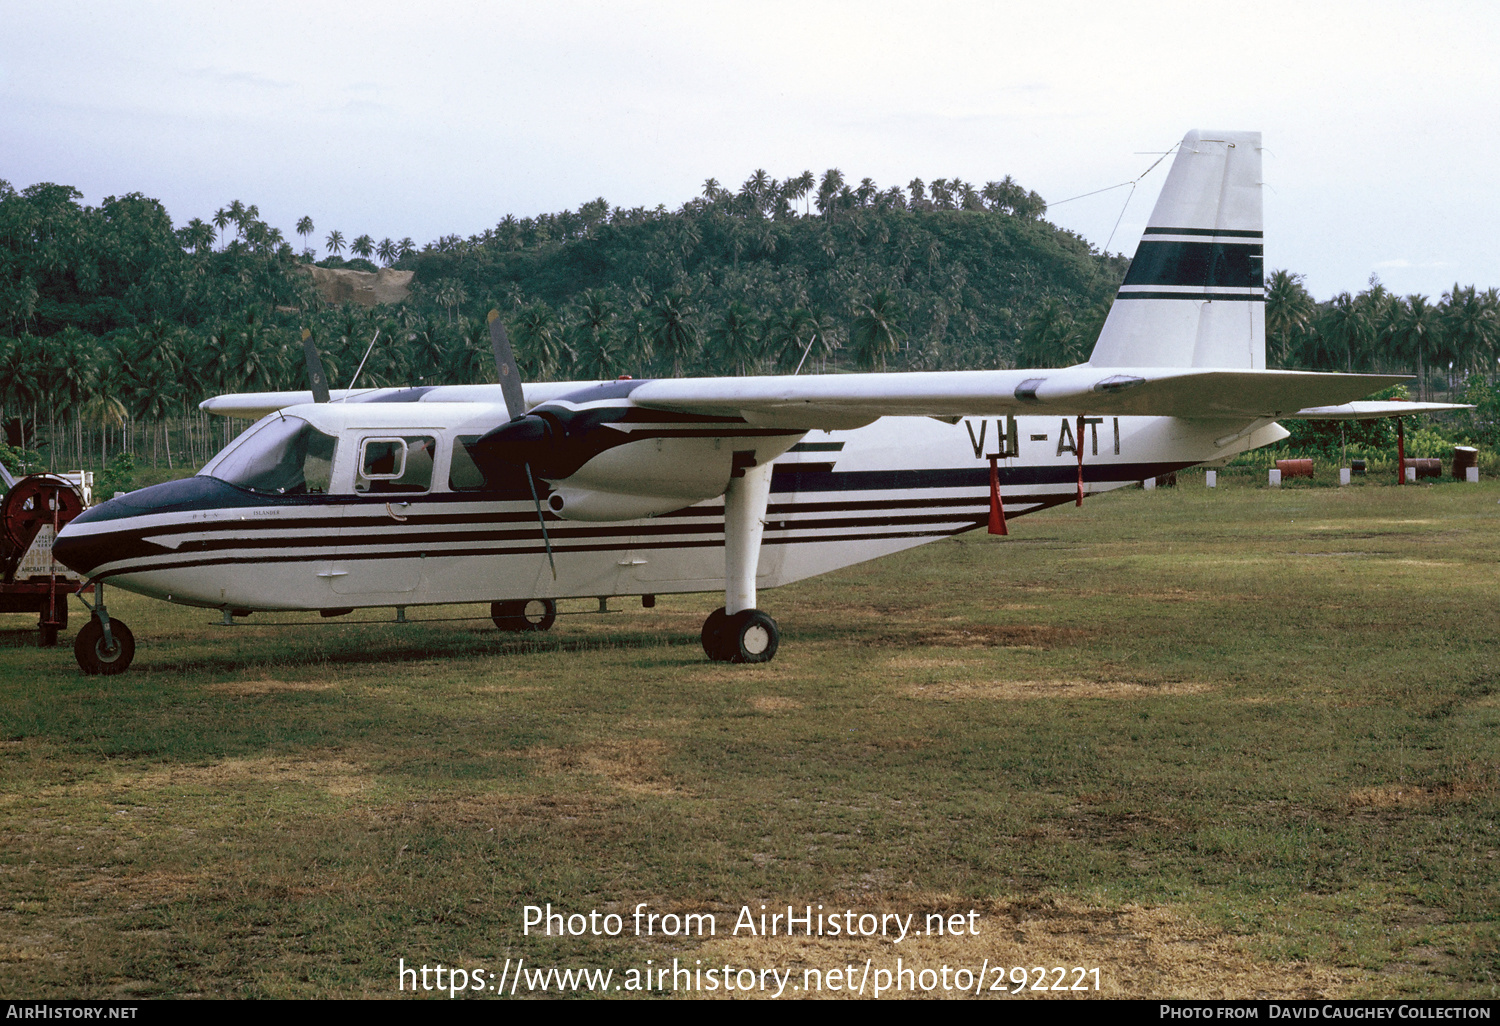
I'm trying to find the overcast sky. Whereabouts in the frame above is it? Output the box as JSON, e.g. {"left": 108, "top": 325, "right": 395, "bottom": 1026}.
{"left": 3, "top": 1, "right": 1496, "bottom": 300}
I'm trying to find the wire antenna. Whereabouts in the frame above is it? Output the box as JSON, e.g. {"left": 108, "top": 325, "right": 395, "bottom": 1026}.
{"left": 346, "top": 329, "right": 382, "bottom": 392}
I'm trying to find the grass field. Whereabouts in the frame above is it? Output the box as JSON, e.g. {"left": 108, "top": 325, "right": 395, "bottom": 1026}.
{"left": 1, "top": 472, "right": 1497, "bottom": 999}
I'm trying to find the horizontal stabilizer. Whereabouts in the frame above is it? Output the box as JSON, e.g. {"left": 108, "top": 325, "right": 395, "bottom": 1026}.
{"left": 1291, "top": 400, "right": 1472, "bottom": 420}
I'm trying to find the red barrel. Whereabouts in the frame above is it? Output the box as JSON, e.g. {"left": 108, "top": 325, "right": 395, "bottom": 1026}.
{"left": 1275, "top": 458, "right": 1314, "bottom": 479}
{"left": 1453, "top": 446, "right": 1479, "bottom": 478}
{"left": 1410, "top": 458, "right": 1441, "bottom": 480}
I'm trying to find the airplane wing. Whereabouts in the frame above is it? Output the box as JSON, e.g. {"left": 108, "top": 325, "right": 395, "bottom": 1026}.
{"left": 201, "top": 369, "right": 1465, "bottom": 428}
{"left": 199, "top": 381, "right": 603, "bottom": 420}
{"left": 626, "top": 366, "right": 1428, "bottom": 428}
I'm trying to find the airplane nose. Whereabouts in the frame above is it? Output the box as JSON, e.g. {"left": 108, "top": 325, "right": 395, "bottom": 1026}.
{"left": 54, "top": 477, "right": 246, "bottom": 578}
{"left": 51, "top": 519, "right": 97, "bottom": 577}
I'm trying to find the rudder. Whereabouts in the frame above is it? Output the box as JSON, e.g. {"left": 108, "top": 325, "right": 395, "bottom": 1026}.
{"left": 1088, "top": 130, "right": 1264, "bottom": 370}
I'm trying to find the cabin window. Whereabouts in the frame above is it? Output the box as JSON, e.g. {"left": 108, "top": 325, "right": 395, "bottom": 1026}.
{"left": 356, "top": 435, "right": 435, "bottom": 493}
{"left": 206, "top": 417, "right": 338, "bottom": 495}
{"left": 449, "top": 436, "right": 486, "bottom": 491}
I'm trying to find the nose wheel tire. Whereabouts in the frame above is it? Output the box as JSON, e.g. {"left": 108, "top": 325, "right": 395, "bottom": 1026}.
{"left": 74, "top": 616, "right": 135, "bottom": 675}
{"left": 702, "top": 608, "right": 779, "bottom": 664}
{"left": 491, "top": 598, "right": 556, "bottom": 632}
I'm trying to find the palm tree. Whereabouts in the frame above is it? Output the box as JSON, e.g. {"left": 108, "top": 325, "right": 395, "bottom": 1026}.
{"left": 1313, "top": 292, "right": 1368, "bottom": 371}
{"left": 325, "top": 230, "right": 345, "bottom": 257}
{"left": 433, "top": 279, "right": 468, "bottom": 323}
{"left": 1393, "top": 295, "right": 1441, "bottom": 400}
{"left": 1264, "top": 270, "right": 1315, "bottom": 367}
{"left": 709, "top": 303, "right": 762, "bottom": 375}
{"left": 770, "top": 308, "right": 817, "bottom": 372}
{"left": 816, "top": 169, "right": 845, "bottom": 218}
{"left": 296, "top": 216, "right": 315, "bottom": 256}
{"left": 511, "top": 302, "right": 568, "bottom": 379}
{"left": 181, "top": 218, "right": 215, "bottom": 254}
{"left": 1013, "top": 298, "right": 1080, "bottom": 368}
{"left": 648, "top": 291, "right": 699, "bottom": 376}
{"left": 398, "top": 237, "right": 416, "bottom": 260}
{"left": 212, "top": 208, "right": 232, "bottom": 250}
{"left": 377, "top": 238, "right": 397, "bottom": 266}
{"left": 1442, "top": 284, "right": 1499, "bottom": 382}
{"left": 351, "top": 234, "right": 375, "bottom": 260}
{"left": 569, "top": 289, "right": 619, "bottom": 377}
{"left": 851, "top": 290, "right": 907, "bottom": 370}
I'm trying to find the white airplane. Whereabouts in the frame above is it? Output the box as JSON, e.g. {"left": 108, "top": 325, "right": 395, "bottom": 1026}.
{"left": 54, "top": 130, "right": 1462, "bottom": 674}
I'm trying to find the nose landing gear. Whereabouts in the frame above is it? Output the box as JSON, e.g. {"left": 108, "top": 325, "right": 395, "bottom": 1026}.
{"left": 75, "top": 615, "right": 134, "bottom": 675}
{"left": 72, "top": 581, "right": 135, "bottom": 675}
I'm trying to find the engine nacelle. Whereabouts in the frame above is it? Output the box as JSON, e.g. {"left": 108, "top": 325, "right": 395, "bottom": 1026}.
{"left": 545, "top": 488, "right": 694, "bottom": 522}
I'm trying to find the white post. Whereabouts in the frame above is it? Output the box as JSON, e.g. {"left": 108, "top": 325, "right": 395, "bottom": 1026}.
{"left": 1269, "top": 469, "right": 1282, "bottom": 487}
{"left": 722, "top": 461, "right": 773, "bottom": 616}
{"left": 1339, "top": 467, "right": 1351, "bottom": 486}
{"left": 1466, "top": 466, "right": 1479, "bottom": 483}
{"left": 1143, "top": 477, "right": 1156, "bottom": 491}
{"left": 1205, "top": 470, "right": 1217, "bottom": 488}
{"left": 1405, "top": 466, "right": 1417, "bottom": 484}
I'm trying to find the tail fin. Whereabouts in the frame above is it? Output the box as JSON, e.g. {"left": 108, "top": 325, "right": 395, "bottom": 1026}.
{"left": 1088, "top": 130, "right": 1264, "bottom": 370}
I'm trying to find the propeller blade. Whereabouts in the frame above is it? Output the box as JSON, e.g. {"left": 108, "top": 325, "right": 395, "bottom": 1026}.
{"left": 301, "top": 328, "right": 331, "bottom": 403}
{"left": 524, "top": 463, "right": 557, "bottom": 580}
{"left": 488, "top": 310, "right": 526, "bottom": 421}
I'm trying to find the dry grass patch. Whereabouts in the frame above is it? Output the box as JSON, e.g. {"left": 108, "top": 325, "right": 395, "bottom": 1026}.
{"left": 70, "top": 869, "right": 201, "bottom": 905}
{"left": 750, "top": 697, "right": 803, "bottom": 713}
{"left": 689, "top": 895, "right": 1345, "bottom": 999}
{"left": 907, "top": 679, "right": 1210, "bottom": 701}
{"left": 878, "top": 624, "right": 1085, "bottom": 648}
{"left": 527, "top": 739, "right": 688, "bottom": 798}
{"left": 203, "top": 677, "right": 336, "bottom": 696}
{"left": 1350, "top": 768, "right": 1500, "bottom": 810}
{"left": 131, "top": 754, "right": 370, "bottom": 797}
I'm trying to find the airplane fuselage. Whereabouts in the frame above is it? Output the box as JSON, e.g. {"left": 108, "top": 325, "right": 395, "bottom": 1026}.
{"left": 55, "top": 400, "right": 1282, "bottom": 613}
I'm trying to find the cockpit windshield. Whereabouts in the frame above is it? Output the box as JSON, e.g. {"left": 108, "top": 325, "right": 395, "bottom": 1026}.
{"left": 202, "top": 416, "right": 339, "bottom": 495}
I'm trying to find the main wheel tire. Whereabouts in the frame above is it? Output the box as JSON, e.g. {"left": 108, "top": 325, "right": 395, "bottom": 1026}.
{"left": 74, "top": 616, "right": 135, "bottom": 675}
{"left": 726, "top": 609, "right": 779, "bottom": 664}
{"left": 491, "top": 598, "right": 556, "bottom": 632}
{"left": 701, "top": 606, "right": 731, "bottom": 661}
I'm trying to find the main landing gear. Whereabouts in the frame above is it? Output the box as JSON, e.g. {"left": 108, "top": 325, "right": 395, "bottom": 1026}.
{"left": 701, "top": 607, "right": 780, "bottom": 663}
{"left": 701, "top": 458, "right": 782, "bottom": 664}
{"left": 492, "top": 598, "right": 556, "bottom": 632}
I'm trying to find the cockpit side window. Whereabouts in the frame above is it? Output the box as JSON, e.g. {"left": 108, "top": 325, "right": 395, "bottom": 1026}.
{"left": 449, "top": 436, "right": 486, "bottom": 491}
{"left": 356, "top": 435, "right": 435, "bottom": 493}
{"left": 205, "top": 417, "right": 338, "bottom": 495}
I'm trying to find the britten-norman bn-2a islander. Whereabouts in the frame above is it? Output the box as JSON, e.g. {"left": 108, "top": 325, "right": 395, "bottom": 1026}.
{"left": 53, "top": 131, "right": 1461, "bottom": 674}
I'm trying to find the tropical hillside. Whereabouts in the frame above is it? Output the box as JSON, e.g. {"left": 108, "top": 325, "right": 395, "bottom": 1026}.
{"left": 0, "top": 170, "right": 1496, "bottom": 490}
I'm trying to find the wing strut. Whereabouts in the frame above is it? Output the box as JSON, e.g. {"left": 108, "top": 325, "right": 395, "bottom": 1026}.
{"left": 1075, "top": 414, "right": 1086, "bottom": 507}
{"left": 1396, "top": 417, "right": 1406, "bottom": 485}
{"left": 987, "top": 456, "right": 1008, "bottom": 536}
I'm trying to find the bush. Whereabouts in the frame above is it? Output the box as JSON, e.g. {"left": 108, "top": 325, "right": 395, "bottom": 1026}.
{"left": 0, "top": 442, "right": 47, "bottom": 477}
{"left": 95, "top": 451, "right": 136, "bottom": 498}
